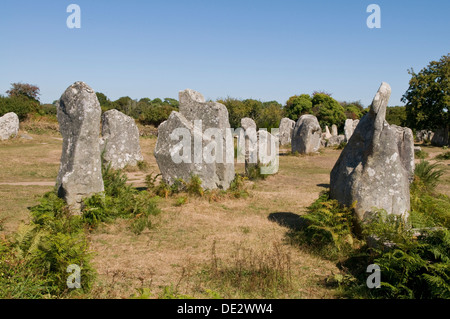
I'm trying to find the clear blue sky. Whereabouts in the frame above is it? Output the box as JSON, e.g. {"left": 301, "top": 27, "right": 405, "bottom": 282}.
{"left": 1, "top": 0, "right": 449, "bottom": 107}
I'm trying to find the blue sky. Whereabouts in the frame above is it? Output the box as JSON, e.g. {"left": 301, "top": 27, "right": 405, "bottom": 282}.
{"left": 0, "top": 0, "right": 449, "bottom": 107}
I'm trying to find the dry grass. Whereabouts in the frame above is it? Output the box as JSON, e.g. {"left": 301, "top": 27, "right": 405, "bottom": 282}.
{"left": 1, "top": 127, "right": 450, "bottom": 299}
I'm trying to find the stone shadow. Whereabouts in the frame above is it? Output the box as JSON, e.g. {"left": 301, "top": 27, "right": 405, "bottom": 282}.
{"left": 268, "top": 212, "right": 309, "bottom": 232}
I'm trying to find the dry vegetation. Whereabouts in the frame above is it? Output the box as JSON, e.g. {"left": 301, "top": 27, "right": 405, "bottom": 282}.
{"left": 1, "top": 124, "right": 449, "bottom": 299}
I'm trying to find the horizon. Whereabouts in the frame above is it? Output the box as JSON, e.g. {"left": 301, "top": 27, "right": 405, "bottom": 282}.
{"left": 1, "top": 0, "right": 449, "bottom": 107}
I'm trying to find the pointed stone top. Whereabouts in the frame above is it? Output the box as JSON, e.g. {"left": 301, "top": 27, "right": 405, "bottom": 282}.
{"left": 67, "top": 81, "right": 94, "bottom": 94}
{"left": 370, "top": 82, "right": 391, "bottom": 115}
{"left": 179, "top": 89, "right": 205, "bottom": 105}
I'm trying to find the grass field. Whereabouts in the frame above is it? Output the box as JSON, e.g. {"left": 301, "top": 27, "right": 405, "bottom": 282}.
{"left": 1, "top": 125, "right": 449, "bottom": 299}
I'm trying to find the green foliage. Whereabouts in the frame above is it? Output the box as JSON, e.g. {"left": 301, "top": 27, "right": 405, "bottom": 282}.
{"left": 402, "top": 53, "right": 449, "bottom": 131}
{"left": 362, "top": 210, "right": 413, "bottom": 247}
{"left": 0, "top": 238, "right": 51, "bottom": 298}
{"left": 311, "top": 94, "right": 347, "bottom": 129}
{"left": 0, "top": 191, "right": 96, "bottom": 298}
{"left": 410, "top": 160, "right": 450, "bottom": 229}
{"left": 82, "top": 162, "right": 161, "bottom": 234}
{"left": 0, "top": 95, "right": 39, "bottom": 121}
{"left": 435, "top": 151, "right": 450, "bottom": 160}
{"left": 413, "top": 160, "right": 445, "bottom": 193}
{"left": 284, "top": 94, "right": 312, "bottom": 121}
{"left": 340, "top": 101, "right": 365, "bottom": 120}
{"left": 186, "top": 174, "right": 204, "bottom": 197}
{"left": 174, "top": 196, "right": 188, "bottom": 207}
{"left": 96, "top": 92, "right": 178, "bottom": 126}
{"left": 385, "top": 106, "right": 407, "bottom": 126}
{"left": 414, "top": 149, "right": 429, "bottom": 159}
{"left": 370, "top": 228, "right": 450, "bottom": 299}
{"left": 228, "top": 174, "right": 249, "bottom": 199}
{"left": 245, "top": 163, "right": 267, "bottom": 181}
{"left": 291, "top": 192, "right": 357, "bottom": 260}
{"left": 317, "top": 158, "right": 450, "bottom": 299}
{"left": 257, "top": 101, "right": 284, "bottom": 131}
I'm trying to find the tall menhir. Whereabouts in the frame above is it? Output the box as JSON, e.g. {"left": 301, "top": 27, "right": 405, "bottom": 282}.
{"left": 56, "top": 81, "right": 104, "bottom": 212}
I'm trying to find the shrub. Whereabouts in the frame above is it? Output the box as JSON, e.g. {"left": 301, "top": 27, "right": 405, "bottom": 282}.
{"left": 290, "top": 192, "right": 357, "bottom": 260}
{"left": 414, "top": 149, "right": 429, "bottom": 159}
{"left": 0, "top": 191, "right": 96, "bottom": 298}
{"left": 413, "top": 160, "right": 445, "bottom": 193}
{"left": 435, "top": 151, "right": 450, "bottom": 160}
{"left": 0, "top": 95, "right": 39, "bottom": 121}
{"left": 186, "top": 175, "right": 204, "bottom": 197}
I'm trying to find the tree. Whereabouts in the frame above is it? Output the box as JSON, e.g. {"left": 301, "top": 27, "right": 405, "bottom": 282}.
{"left": 385, "top": 106, "right": 407, "bottom": 126}
{"left": 284, "top": 94, "right": 312, "bottom": 121}
{"left": 340, "top": 100, "right": 365, "bottom": 120}
{"left": 6, "top": 83, "right": 40, "bottom": 102}
{"left": 257, "top": 101, "right": 283, "bottom": 131}
{"left": 311, "top": 93, "right": 347, "bottom": 129}
{"left": 96, "top": 92, "right": 114, "bottom": 111}
{"left": 402, "top": 54, "right": 449, "bottom": 131}
{"left": 0, "top": 95, "right": 37, "bottom": 120}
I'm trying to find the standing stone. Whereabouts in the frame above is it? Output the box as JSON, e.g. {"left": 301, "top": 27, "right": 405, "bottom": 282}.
{"left": 330, "top": 82, "right": 414, "bottom": 223}
{"left": 154, "top": 89, "right": 235, "bottom": 190}
{"left": 292, "top": 114, "right": 322, "bottom": 154}
{"left": 56, "top": 82, "right": 104, "bottom": 211}
{"left": 352, "top": 119, "right": 360, "bottom": 132}
{"left": 257, "top": 129, "right": 279, "bottom": 175}
{"left": 324, "top": 126, "right": 332, "bottom": 139}
{"left": 344, "top": 119, "right": 354, "bottom": 142}
{"left": 415, "top": 130, "right": 427, "bottom": 143}
{"left": 241, "top": 118, "right": 256, "bottom": 131}
{"left": 0, "top": 112, "right": 20, "bottom": 140}
{"left": 241, "top": 118, "right": 258, "bottom": 176}
{"left": 326, "top": 135, "right": 346, "bottom": 147}
{"left": 279, "top": 117, "right": 295, "bottom": 145}
{"left": 431, "top": 127, "right": 449, "bottom": 147}
{"left": 100, "top": 109, "right": 144, "bottom": 169}
{"left": 331, "top": 124, "right": 338, "bottom": 137}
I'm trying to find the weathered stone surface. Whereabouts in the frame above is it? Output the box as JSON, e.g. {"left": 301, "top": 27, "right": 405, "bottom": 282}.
{"left": 100, "top": 109, "right": 143, "bottom": 169}
{"left": 352, "top": 119, "right": 360, "bottom": 132}
{"left": 344, "top": 119, "right": 354, "bottom": 142}
{"left": 324, "top": 126, "right": 332, "bottom": 139}
{"left": 416, "top": 130, "right": 431, "bottom": 142}
{"left": 279, "top": 118, "right": 295, "bottom": 145}
{"left": 257, "top": 129, "right": 279, "bottom": 175}
{"left": 331, "top": 124, "right": 338, "bottom": 137}
{"left": 0, "top": 112, "right": 19, "bottom": 140}
{"left": 326, "top": 135, "right": 345, "bottom": 147}
{"left": 292, "top": 115, "right": 322, "bottom": 154}
{"left": 330, "top": 82, "right": 414, "bottom": 222}
{"left": 240, "top": 118, "right": 258, "bottom": 176}
{"left": 154, "top": 89, "right": 235, "bottom": 190}
{"left": 431, "top": 127, "right": 449, "bottom": 147}
{"left": 56, "top": 82, "right": 104, "bottom": 211}
{"left": 241, "top": 117, "right": 256, "bottom": 131}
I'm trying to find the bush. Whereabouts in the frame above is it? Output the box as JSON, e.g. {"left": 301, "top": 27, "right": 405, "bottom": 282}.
{"left": 290, "top": 192, "right": 357, "bottom": 260}
{"left": 413, "top": 160, "right": 445, "bottom": 193}
{"left": 0, "top": 95, "right": 39, "bottom": 121}
{"left": 311, "top": 94, "right": 347, "bottom": 129}
{"left": 82, "top": 162, "right": 161, "bottom": 234}
{"left": 0, "top": 191, "right": 96, "bottom": 298}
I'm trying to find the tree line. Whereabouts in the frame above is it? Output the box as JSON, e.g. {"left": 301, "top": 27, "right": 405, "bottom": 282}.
{"left": 1, "top": 53, "right": 448, "bottom": 136}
